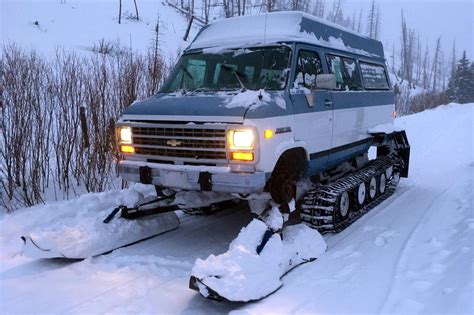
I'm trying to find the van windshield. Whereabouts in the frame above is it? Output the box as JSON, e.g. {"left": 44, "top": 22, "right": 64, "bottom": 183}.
{"left": 160, "top": 46, "right": 292, "bottom": 92}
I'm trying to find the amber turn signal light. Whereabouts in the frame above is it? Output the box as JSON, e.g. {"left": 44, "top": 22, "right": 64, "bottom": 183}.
{"left": 264, "top": 129, "right": 274, "bottom": 139}
{"left": 120, "top": 145, "right": 135, "bottom": 153}
{"left": 231, "top": 152, "right": 254, "bottom": 161}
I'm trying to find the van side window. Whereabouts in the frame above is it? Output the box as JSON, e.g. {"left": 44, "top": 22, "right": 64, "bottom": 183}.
{"left": 359, "top": 62, "right": 389, "bottom": 89}
{"left": 295, "top": 50, "right": 323, "bottom": 89}
{"left": 326, "top": 55, "right": 362, "bottom": 91}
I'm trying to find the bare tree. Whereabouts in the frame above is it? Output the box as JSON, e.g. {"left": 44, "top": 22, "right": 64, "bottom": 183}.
{"left": 266, "top": 0, "right": 277, "bottom": 12}
{"left": 400, "top": 11, "right": 414, "bottom": 84}
{"left": 422, "top": 45, "right": 430, "bottom": 89}
{"left": 450, "top": 40, "right": 456, "bottom": 78}
{"left": 133, "top": 0, "right": 139, "bottom": 20}
{"left": 374, "top": 3, "right": 380, "bottom": 40}
{"left": 329, "top": 0, "right": 343, "bottom": 23}
{"left": 313, "top": 0, "right": 326, "bottom": 18}
{"left": 357, "top": 8, "right": 362, "bottom": 33}
{"left": 118, "top": 0, "right": 122, "bottom": 24}
{"left": 431, "top": 36, "right": 442, "bottom": 91}
{"left": 366, "top": 0, "right": 376, "bottom": 38}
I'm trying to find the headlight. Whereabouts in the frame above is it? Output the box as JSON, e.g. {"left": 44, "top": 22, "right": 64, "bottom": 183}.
{"left": 118, "top": 126, "right": 132, "bottom": 144}
{"left": 228, "top": 129, "right": 254, "bottom": 150}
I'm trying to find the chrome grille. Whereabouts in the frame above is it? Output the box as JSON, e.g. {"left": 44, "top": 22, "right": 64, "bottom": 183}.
{"left": 132, "top": 127, "right": 226, "bottom": 138}
{"left": 130, "top": 124, "right": 227, "bottom": 162}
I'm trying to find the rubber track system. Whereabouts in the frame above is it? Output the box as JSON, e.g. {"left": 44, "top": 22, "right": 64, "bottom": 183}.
{"left": 300, "top": 157, "right": 398, "bottom": 233}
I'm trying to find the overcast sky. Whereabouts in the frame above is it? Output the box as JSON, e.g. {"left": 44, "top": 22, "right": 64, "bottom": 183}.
{"left": 343, "top": 0, "right": 473, "bottom": 60}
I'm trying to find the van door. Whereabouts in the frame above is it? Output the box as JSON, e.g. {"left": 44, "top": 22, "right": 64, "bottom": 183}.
{"left": 290, "top": 48, "right": 333, "bottom": 175}
{"left": 325, "top": 54, "right": 368, "bottom": 167}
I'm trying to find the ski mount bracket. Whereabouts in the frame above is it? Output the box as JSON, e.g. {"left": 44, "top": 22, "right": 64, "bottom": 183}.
{"left": 103, "top": 194, "right": 240, "bottom": 224}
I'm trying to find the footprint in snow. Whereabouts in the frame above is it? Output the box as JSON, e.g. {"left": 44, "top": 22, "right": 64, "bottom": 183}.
{"left": 412, "top": 280, "right": 433, "bottom": 292}
{"left": 331, "top": 245, "right": 357, "bottom": 259}
{"left": 374, "top": 231, "right": 399, "bottom": 247}
{"left": 362, "top": 225, "right": 377, "bottom": 232}
{"left": 426, "top": 236, "right": 444, "bottom": 248}
{"left": 333, "top": 263, "right": 357, "bottom": 280}
{"left": 428, "top": 263, "right": 446, "bottom": 274}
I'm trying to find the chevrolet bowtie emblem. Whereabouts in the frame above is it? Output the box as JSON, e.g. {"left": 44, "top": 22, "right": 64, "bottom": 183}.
{"left": 167, "top": 139, "right": 183, "bottom": 147}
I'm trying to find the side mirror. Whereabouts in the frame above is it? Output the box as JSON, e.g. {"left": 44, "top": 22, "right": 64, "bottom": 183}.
{"left": 315, "top": 74, "right": 336, "bottom": 90}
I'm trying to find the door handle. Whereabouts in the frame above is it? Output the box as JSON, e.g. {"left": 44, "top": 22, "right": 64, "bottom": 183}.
{"left": 324, "top": 99, "right": 333, "bottom": 107}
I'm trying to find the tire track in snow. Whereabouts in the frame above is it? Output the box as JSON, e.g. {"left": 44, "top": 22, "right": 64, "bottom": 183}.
{"left": 377, "top": 184, "right": 453, "bottom": 313}
{"left": 58, "top": 205, "right": 250, "bottom": 313}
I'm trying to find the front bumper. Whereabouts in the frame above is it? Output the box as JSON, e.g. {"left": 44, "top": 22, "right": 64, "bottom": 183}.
{"left": 118, "top": 160, "right": 268, "bottom": 194}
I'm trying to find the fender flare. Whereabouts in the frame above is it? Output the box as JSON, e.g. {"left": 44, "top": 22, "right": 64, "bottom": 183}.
{"left": 274, "top": 141, "right": 309, "bottom": 162}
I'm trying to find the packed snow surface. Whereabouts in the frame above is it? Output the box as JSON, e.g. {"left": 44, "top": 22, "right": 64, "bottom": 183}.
{"left": 1, "top": 103, "right": 473, "bottom": 313}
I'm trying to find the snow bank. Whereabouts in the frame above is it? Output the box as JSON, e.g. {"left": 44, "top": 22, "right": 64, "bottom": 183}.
{"left": 191, "top": 219, "right": 326, "bottom": 302}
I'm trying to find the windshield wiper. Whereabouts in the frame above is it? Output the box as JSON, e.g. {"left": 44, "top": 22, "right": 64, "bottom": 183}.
{"left": 190, "top": 88, "right": 210, "bottom": 93}
{"left": 221, "top": 64, "right": 247, "bottom": 91}
{"left": 180, "top": 65, "right": 193, "bottom": 80}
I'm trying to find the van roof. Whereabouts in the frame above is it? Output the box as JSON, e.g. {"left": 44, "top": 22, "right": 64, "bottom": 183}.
{"left": 188, "top": 11, "right": 384, "bottom": 59}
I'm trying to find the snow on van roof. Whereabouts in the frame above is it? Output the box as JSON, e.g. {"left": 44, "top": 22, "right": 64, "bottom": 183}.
{"left": 188, "top": 11, "right": 384, "bottom": 58}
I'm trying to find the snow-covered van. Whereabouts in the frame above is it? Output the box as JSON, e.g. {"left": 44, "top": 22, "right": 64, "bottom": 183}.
{"left": 116, "top": 11, "right": 408, "bottom": 207}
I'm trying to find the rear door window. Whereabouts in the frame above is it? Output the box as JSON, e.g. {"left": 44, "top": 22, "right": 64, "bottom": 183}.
{"left": 326, "top": 55, "right": 362, "bottom": 91}
{"left": 359, "top": 62, "right": 389, "bottom": 89}
{"left": 294, "top": 50, "right": 323, "bottom": 89}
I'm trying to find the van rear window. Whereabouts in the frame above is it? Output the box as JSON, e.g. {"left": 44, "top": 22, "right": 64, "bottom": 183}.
{"left": 360, "top": 62, "right": 389, "bottom": 90}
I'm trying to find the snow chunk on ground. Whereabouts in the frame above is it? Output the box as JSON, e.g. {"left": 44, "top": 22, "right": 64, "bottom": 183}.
{"left": 191, "top": 219, "right": 326, "bottom": 302}
{"left": 261, "top": 205, "right": 284, "bottom": 231}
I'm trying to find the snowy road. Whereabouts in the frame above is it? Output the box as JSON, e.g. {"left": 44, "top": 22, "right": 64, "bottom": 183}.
{"left": 1, "top": 104, "right": 473, "bottom": 314}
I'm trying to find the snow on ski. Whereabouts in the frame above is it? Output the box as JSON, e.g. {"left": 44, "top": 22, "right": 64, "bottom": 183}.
{"left": 20, "top": 212, "right": 179, "bottom": 259}
{"left": 190, "top": 219, "right": 327, "bottom": 302}
{"left": 14, "top": 185, "right": 180, "bottom": 259}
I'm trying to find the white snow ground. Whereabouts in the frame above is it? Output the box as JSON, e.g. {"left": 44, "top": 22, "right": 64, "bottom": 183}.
{"left": 1, "top": 103, "right": 473, "bottom": 314}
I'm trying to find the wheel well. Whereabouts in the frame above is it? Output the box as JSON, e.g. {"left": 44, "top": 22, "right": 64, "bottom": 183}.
{"left": 272, "top": 147, "right": 308, "bottom": 179}
{"left": 264, "top": 147, "right": 308, "bottom": 202}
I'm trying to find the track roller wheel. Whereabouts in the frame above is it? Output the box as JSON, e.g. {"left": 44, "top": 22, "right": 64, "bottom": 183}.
{"left": 334, "top": 190, "right": 351, "bottom": 223}
{"left": 379, "top": 173, "right": 387, "bottom": 194}
{"left": 368, "top": 176, "right": 377, "bottom": 200}
{"left": 356, "top": 182, "right": 366, "bottom": 207}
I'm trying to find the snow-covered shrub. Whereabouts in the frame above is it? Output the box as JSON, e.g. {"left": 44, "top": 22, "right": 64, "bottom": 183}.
{"left": 0, "top": 45, "right": 168, "bottom": 212}
{"left": 0, "top": 45, "right": 54, "bottom": 211}
{"left": 409, "top": 92, "right": 449, "bottom": 114}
